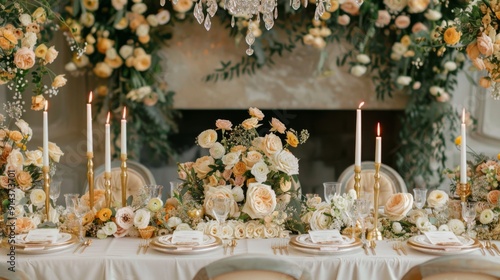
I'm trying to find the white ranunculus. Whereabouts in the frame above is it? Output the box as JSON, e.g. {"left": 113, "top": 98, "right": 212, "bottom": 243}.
{"left": 384, "top": 193, "right": 413, "bottom": 221}
{"left": 119, "top": 45, "right": 134, "bottom": 59}
{"left": 222, "top": 151, "right": 241, "bottom": 169}
{"left": 131, "top": 3, "right": 148, "bottom": 14}
{"left": 444, "top": 61, "right": 457, "bottom": 71}
{"left": 209, "top": 142, "right": 225, "bottom": 159}
{"left": 16, "top": 119, "right": 32, "bottom": 140}
{"left": 167, "top": 217, "right": 182, "bottom": 229}
{"left": 350, "top": 65, "right": 367, "bottom": 77}
{"left": 415, "top": 217, "right": 433, "bottom": 232}
{"left": 396, "top": 76, "right": 412, "bottom": 86}
{"left": 133, "top": 208, "right": 151, "bottom": 229}
{"left": 250, "top": 161, "right": 270, "bottom": 183}
{"left": 310, "top": 204, "right": 334, "bottom": 230}
{"left": 424, "top": 9, "right": 442, "bottom": 21}
{"left": 429, "top": 86, "right": 444, "bottom": 96}
{"left": 24, "top": 150, "right": 43, "bottom": 167}
{"left": 392, "top": 222, "right": 403, "bottom": 234}
{"left": 232, "top": 187, "right": 244, "bottom": 202}
{"left": 7, "top": 150, "right": 24, "bottom": 171}
{"left": 427, "top": 190, "right": 449, "bottom": 209}
{"left": 356, "top": 54, "right": 371, "bottom": 64}
{"left": 30, "top": 189, "right": 46, "bottom": 207}
{"left": 479, "top": 209, "right": 495, "bottom": 224}
{"left": 197, "top": 129, "right": 218, "bottom": 148}
{"left": 438, "top": 224, "right": 450, "bottom": 231}
{"left": 242, "top": 183, "right": 277, "bottom": 219}
{"left": 272, "top": 150, "right": 299, "bottom": 175}
{"left": 19, "top": 14, "right": 32, "bottom": 26}
{"left": 102, "top": 221, "right": 118, "bottom": 235}
{"left": 447, "top": 219, "right": 465, "bottom": 235}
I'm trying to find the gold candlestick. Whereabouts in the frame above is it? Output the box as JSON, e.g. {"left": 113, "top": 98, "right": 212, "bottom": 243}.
{"left": 120, "top": 154, "right": 128, "bottom": 207}
{"left": 87, "top": 152, "right": 94, "bottom": 210}
{"left": 353, "top": 165, "right": 361, "bottom": 199}
{"left": 42, "top": 165, "right": 50, "bottom": 221}
{"left": 457, "top": 182, "right": 471, "bottom": 202}
{"left": 367, "top": 163, "right": 383, "bottom": 240}
{"left": 104, "top": 171, "right": 112, "bottom": 208}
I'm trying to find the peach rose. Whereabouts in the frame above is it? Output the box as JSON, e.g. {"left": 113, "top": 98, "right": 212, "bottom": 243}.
{"left": 242, "top": 150, "right": 263, "bottom": 168}
{"left": 9, "top": 131, "right": 23, "bottom": 142}
{"left": 407, "top": 0, "right": 430, "bottom": 13}
{"left": 215, "top": 119, "right": 232, "bottom": 130}
{"left": 376, "top": 10, "right": 391, "bottom": 27}
{"left": 192, "top": 155, "right": 214, "bottom": 179}
{"left": 395, "top": 15, "right": 411, "bottom": 29}
{"left": 263, "top": 133, "right": 283, "bottom": 156}
{"left": 479, "top": 76, "right": 491, "bottom": 88}
{"left": 338, "top": 15, "right": 351, "bottom": 26}
{"left": 242, "top": 117, "right": 260, "bottom": 130}
{"left": 0, "top": 176, "right": 9, "bottom": 189}
{"left": 384, "top": 193, "right": 413, "bottom": 221}
{"left": 30, "top": 95, "right": 45, "bottom": 111}
{"left": 412, "top": 22, "right": 428, "bottom": 33}
{"left": 97, "top": 38, "right": 114, "bottom": 54}
{"left": 143, "top": 93, "right": 159, "bottom": 106}
{"left": 197, "top": 129, "right": 218, "bottom": 148}
{"left": 16, "top": 171, "right": 32, "bottom": 191}
{"left": 44, "top": 46, "right": 58, "bottom": 64}
{"left": 15, "top": 217, "right": 36, "bottom": 234}
{"left": 270, "top": 118, "right": 286, "bottom": 134}
{"left": 303, "top": 34, "right": 314, "bottom": 45}
{"left": 340, "top": 0, "right": 360, "bottom": 15}
{"left": 242, "top": 182, "right": 277, "bottom": 219}
{"left": 93, "top": 62, "right": 113, "bottom": 78}
{"left": 443, "top": 27, "right": 461, "bottom": 45}
{"left": 477, "top": 33, "right": 494, "bottom": 56}
{"left": 248, "top": 107, "right": 265, "bottom": 120}
{"left": 487, "top": 190, "right": 500, "bottom": 205}
{"left": 232, "top": 161, "right": 247, "bottom": 176}
{"left": 133, "top": 54, "right": 151, "bottom": 71}
{"left": 14, "top": 47, "right": 35, "bottom": 70}
{"left": 52, "top": 74, "right": 67, "bottom": 88}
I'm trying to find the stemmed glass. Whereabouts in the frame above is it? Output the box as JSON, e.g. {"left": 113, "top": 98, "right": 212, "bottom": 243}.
{"left": 66, "top": 195, "right": 90, "bottom": 241}
{"left": 413, "top": 188, "right": 427, "bottom": 209}
{"left": 210, "top": 197, "right": 231, "bottom": 225}
{"left": 344, "top": 200, "right": 357, "bottom": 239}
{"left": 323, "top": 182, "right": 341, "bottom": 204}
{"left": 356, "top": 199, "right": 370, "bottom": 242}
{"left": 461, "top": 201, "right": 477, "bottom": 237}
{"left": 50, "top": 178, "right": 62, "bottom": 205}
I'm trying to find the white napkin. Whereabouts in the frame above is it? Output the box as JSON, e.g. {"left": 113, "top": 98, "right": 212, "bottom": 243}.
{"left": 309, "top": 230, "right": 344, "bottom": 244}
{"left": 424, "top": 231, "right": 462, "bottom": 246}
{"left": 24, "top": 229, "right": 60, "bottom": 243}
{"left": 171, "top": 230, "right": 204, "bottom": 245}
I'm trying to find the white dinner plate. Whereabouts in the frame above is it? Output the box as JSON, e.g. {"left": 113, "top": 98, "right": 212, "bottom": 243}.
{"left": 408, "top": 235, "right": 476, "bottom": 249}
{"left": 289, "top": 242, "right": 362, "bottom": 255}
{"left": 15, "top": 232, "right": 73, "bottom": 245}
{"left": 149, "top": 241, "right": 221, "bottom": 255}
{"left": 2, "top": 235, "right": 78, "bottom": 255}
{"left": 291, "top": 234, "right": 360, "bottom": 249}
{"left": 407, "top": 243, "right": 479, "bottom": 256}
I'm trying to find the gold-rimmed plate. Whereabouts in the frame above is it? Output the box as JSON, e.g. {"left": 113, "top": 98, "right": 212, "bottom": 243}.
{"left": 290, "top": 234, "right": 361, "bottom": 249}
{"left": 151, "top": 234, "right": 222, "bottom": 250}
{"left": 289, "top": 241, "right": 362, "bottom": 255}
{"left": 407, "top": 242, "right": 480, "bottom": 256}
{"left": 2, "top": 234, "right": 78, "bottom": 254}
{"left": 408, "top": 235, "right": 478, "bottom": 250}
{"left": 149, "top": 240, "right": 222, "bottom": 255}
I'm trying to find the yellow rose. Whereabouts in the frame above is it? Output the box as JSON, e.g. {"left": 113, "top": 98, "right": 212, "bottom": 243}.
{"left": 454, "top": 136, "right": 461, "bottom": 146}
{"left": 105, "top": 55, "right": 123, "bottom": 69}
{"left": 443, "top": 27, "right": 461, "bottom": 45}
{"left": 2, "top": 29, "right": 17, "bottom": 45}
{"left": 32, "top": 7, "right": 47, "bottom": 23}
{"left": 52, "top": 75, "right": 67, "bottom": 88}
{"left": 93, "top": 62, "right": 113, "bottom": 78}
{"left": 0, "top": 37, "right": 13, "bottom": 50}
{"left": 286, "top": 131, "right": 299, "bottom": 147}
{"left": 35, "top": 44, "right": 48, "bottom": 58}
{"left": 9, "top": 131, "right": 23, "bottom": 142}
{"left": 16, "top": 171, "right": 32, "bottom": 191}
{"left": 133, "top": 54, "right": 151, "bottom": 71}
{"left": 242, "top": 117, "right": 261, "bottom": 130}
{"left": 83, "top": 0, "right": 99, "bottom": 11}
{"left": 401, "top": 35, "right": 411, "bottom": 47}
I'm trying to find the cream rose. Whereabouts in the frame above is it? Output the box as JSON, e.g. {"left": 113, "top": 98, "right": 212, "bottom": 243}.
{"left": 7, "top": 149, "right": 24, "bottom": 171}
{"left": 173, "top": 0, "right": 194, "bottom": 13}
{"left": 396, "top": 76, "right": 412, "bottom": 86}
{"left": 15, "top": 217, "right": 36, "bottom": 234}
{"left": 250, "top": 161, "right": 270, "bottom": 183}
{"left": 350, "top": 65, "right": 367, "bottom": 77}
{"left": 14, "top": 47, "right": 35, "bottom": 70}
{"left": 384, "top": 193, "right": 413, "bottom": 221}
{"left": 407, "top": 209, "right": 428, "bottom": 224}
{"left": 375, "top": 10, "right": 391, "bottom": 27}
{"left": 242, "top": 117, "right": 260, "bottom": 130}
{"left": 243, "top": 151, "right": 263, "bottom": 168}
{"left": 19, "top": 14, "right": 32, "bottom": 26}
{"left": 133, "top": 54, "right": 152, "bottom": 71}
{"left": 222, "top": 151, "right": 241, "bottom": 169}
{"left": 93, "top": 62, "right": 113, "bottom": 78}
{"left": 427, "top": 190, "right": 449, "bottom": 209}
{"left": 487, "top": 190, "right": 500, "bottom": 205}
{"left": 204, "top": 185, "right": 238, "bottom": 218}
{"left": 197, "top": 129, "right": 218, "bottom": 148}
{"left": 263, "top": 133, "right": 283, "bottom": 156}
{"left": 338, "top": 15, "right": 350, "bottom": 26}
{"left": 273, "top": 150, "right": 299, "bottom": 175}
{"left": 209, "top": 142, "right": 225, "bottom": 159}
{"left": 44, "top": 46, "right": 58, "bottom": 64}
{"left": 30, "top": 189, "right": 46, "bottom": 207}
{"left": 270, "top": 118, "right": 286, "bottom": 134}
{"left": 242, "top": 183, "right": 277, "bottom": 219}
{"left": 192, "top": 155, "right": 214, "bottom": 179}
{"left": 16, "top": 171, "right": 32, "bottom": 191}
{"left": 477, "top": 33, "right": 494, "bottom": 56}
{"left": 47, "top": 142, "right": 64, "bottom": 162}
{"left": 340, "top": 0, "right": 360, "bottom": 15}
{"left": 424, "top": 9, "right": 442, "bottom": 21}
{"left": 280, "top": 178, "right": 292, "bottom": 192}
{"left": 52, "top": 74, "right": 67, "bottom": 88}
{"left": 248, "top": 107, "right": 265, "bottom": 120}
{"left": 215, "top": 119, "right": 232, "bottom": 130}
{"left": 112, "top": 0, "right": 127, "bottom": 10}
{"left": 356, "top": 54, "right": 371, "bottom": 64}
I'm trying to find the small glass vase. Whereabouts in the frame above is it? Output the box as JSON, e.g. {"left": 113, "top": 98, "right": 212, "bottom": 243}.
{"left": 138, "top": 226, "right": 155, "bottom": 239}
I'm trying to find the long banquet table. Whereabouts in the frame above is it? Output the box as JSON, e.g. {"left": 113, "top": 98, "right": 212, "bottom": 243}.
{"left": 2, "top": 237, "right": 500, "bottom": 280}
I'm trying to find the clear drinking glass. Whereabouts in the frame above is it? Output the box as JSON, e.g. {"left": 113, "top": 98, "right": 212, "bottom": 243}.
{"left": 323, "top": 182, "right": 341, "bottom": 204}
{"left": 344, "top": 200, "right": 357, "bottom": 239}
{"left": 413, "top": 188, "right": 428, "bottom": 209}
{"left": 210, "top": 197, "right": 231, "bottom": 224}
{"left": 356, "top": 199, "right": 370, "bottom": 242}
{"left": 50, "top": 178, "right": 62, "bottom": 205}
{"left": 461, "top": 201, "right": 477, "bottom": 237}
{"left": 169, "top": 181, "right": 183, "bottom": 198}
{"left": 144, "top": 184, "right": 164, "bottom": 200}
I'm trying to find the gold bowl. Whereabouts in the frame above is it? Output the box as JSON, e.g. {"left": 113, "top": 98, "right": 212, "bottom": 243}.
{"left": 138, "top": 226, "right": 155, "bottom": 239}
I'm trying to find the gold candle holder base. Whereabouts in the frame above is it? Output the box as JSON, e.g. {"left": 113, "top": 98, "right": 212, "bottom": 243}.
{"left": 354, "top": 165, "right": 361, "bottom": 199}
{"left": 120, "top": 154, "right": 128, "bottom": 207}
{"left": 42, "top": 165, "right": 50, "bottom": 222}
{"left": 367, "top": 163, "right": 383, "bottom": 241}
{"left": 87, "top": 152, "right": 94, "bottom": 210}
{"left": 457, "top": 182, "right": 471, "bottom": 202}
{"left": 104, "top": 171, "right": 112, "bottom": 208}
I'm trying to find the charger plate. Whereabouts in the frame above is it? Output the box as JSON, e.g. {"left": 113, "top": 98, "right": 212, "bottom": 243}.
{"left": 289, "top": 234, "right": 362, "bottom": 254}
{"left": 2, "top": 233, "right": 78, "bottom": 254}
{"left": 407, "top": 235, "right": 480, "bottom": 255}
{"left": 151, "top": 234, "right": 222, "bottom": 250}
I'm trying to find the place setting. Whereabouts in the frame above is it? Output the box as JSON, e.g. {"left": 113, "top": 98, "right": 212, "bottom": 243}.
{"left": 288, "top": 230, "right": 362, "bottom": 255}
{"left": 406, "top": 231, "right": 480, "bottom": 256}
{"left": 148, "top": 230, "right": 222, "bottom": 255}
{"left": 2, "top": 229, "right": 79, "bottom": 255}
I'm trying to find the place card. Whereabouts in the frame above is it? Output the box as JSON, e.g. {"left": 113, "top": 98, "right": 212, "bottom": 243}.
{"left": 309, "top": 230, "right": 343, "bottom": 244}
{"left": 423, "top": 231, "right": 462, "bottom": 246}
{"left": 25, "top": 229, "right": 59, "bottom": 243}
{"left": 172, "top": 230, "right": 203, "bottom": 245}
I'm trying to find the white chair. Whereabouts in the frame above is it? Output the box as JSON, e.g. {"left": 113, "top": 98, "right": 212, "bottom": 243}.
{"left": 192, "top": 254, "right": 311, "bottom": 280}
{"left": 338, "top": 161, "right": 407, "bottom": 206}
{"left": 401, "top": 255, "right": 500, "bottom": 280}
{"left": 84, "top": 160, "right": 156, "bottom": 207}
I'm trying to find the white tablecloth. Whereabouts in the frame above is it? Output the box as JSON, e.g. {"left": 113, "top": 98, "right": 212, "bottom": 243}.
{"left": 2, "top": 237, "right": 500, "bottom": 280}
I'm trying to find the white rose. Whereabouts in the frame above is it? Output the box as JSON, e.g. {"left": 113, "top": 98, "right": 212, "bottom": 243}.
{"left": 167, "top": 217, "right": 182, "bottom": 228}
{"left": 156, "top": 10, "right": 171, "bottom": 25}
{"left": 250, "top": 161, "right": 270, "bottom": 183}
{"left": 356, "top": 54, "right": 371, "bottom": 64}
{"left": 192, "top": 156, "right": 214, "bottom": 179}
{"left": 220, "top": 224, "right": 234, "bottom": 239}
{"left": 245, "top": 221, "right": 257, "bottom": 238}
{"left": 136, "top": 24, "right": 150, "bottom": 37}
{"left": 242, "top": 183, "right": 277, "bottom": 219}
{"left": 350, "top": 65, "right": 367, "bottom": 77}
{"left": 19, "top": 14, "right": 32, "bottom": 26}
{"left": 254, "top": 224, "right": 265, "bottom": 238}
{"left": 14, "top": 189, "right": 25, "bottom": 204}
{"left": 119, "top": 45, "right": 134, "bottom": 59}
{"left": 30, "top": 189, "right": 46, "bottom": 207}
{"left": 427, "top": 190, "right": 449, "bottom": 209}
{"left": 24, "top": 150, "right": 43, "bottom": 167}
{"left": 444, "top": 61, "right": 457, "bottom": 71}
{"left": 310, "top": 204, "right": 334, "bottom": 230}
{"left": 479, "top": 209, "right": 495, "bottom": 224}
{"left": 242, "top": 151, "right": 263, "bottom": 168}
{"left": 415, "top": 217, "right": 433, "bottom": 232}
{"left": 429, "top": 86, "right": 444, "bottom": 96}
{"left": 7, "top": 149, "right": 24, "bottom": 171}
{"left": 133, "top": 208, "right": 151, "bottom": 229}
{"left": 383, "top": 0, "right": 408, "bottom": 12}
{"left": 232, "top": 187, "right": 244, "bottom": 202}
{"left": 272, "top": 150, "right": 299, "bottom": 175}
{"left": 102, "top": 221, "right": 118, "bottom": 235}
{"left": 384, "top": 193, "right": 413, "bottom": 221}
{"left": 407, "top": 209, "right": 428, "bottom": 224}
{"left": 209, "top": 142, "right": 225, "bottom": 159}
{"left": 438, "top": 224, "right": 450, "bottom": 231}
{"left": 197, "top": 129, "right": 218, "bottom": 148}
{"left": 233, "top": 223, "right": 246, "bottom": 239}
{"left": 396, "top": 76, "right": 412, "bottom": 86}
{"left": 392, "top": 222, "right": 403, "bottom": 234}
{"left": 131, "top": 3, "right": 148, "bottom": 14}
{"left": 47, "top": 142, "right": 64, "bottom": 162}
{"left": 16, "top": 119, "right": 32, "bottom": 140}
{"left": 222, "top": 151, "right": 241, "bottom": 169}
{"left": 447, "top": 219, "right": 465, "bottom": 235}
{"left": 263, "top": 133, "right": 283, "bottom": 156}
{"left": 21, "top": 32, "right": 37, "bottom": 49}
{"left": 424, "top": 9, "right": 442, "bottom": 21}
{"left": 207, "top": 222, "right": 220, "bottom": 237}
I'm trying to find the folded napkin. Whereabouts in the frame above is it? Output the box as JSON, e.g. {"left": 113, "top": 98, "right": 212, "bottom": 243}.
{"left": 24, "top": 229, "right": 59, "bottom": 244}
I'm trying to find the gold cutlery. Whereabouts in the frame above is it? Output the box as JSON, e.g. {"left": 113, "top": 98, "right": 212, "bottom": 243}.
{"left": 491, "top": 242, "right": 500, "bottom": 255}
{"left": 398, "top": 242, "right": 407, "bottom": 256}
{"left": 362, "top": 242, "right": 369, "bottom": 255}
{"left": 73, "top": 241, "right": 85, "bottom": 254}
{"left": 143, "top": 239, "right": 150, "bottom": 254}
{"left": 271, "top": 242, "right": 277, "bottom": 255}
{"left": 477, "top": 239, "right": 486, "bottom": 256}
{"left": 230, "top": 240, "right": 237, "bottom": 255}
{"left": 485, "top": 240, "right": 495, "bottom": 256}
{"left": 80, "top": 239, "right": 92, "bottom": 253}
{"left": 282, "top": 239, "right": 289, "bottom": 255}
{"left": 369, "top": 240, "right": 376, "bottom": 255}
{"left": 392, "top": 243, "right": 401, "bottom": 256}
{"left": 137, "top": 240, "right": 144, "bottom": 255}
{"left": 223, "top": 241, "right": 229, "bottom": 255}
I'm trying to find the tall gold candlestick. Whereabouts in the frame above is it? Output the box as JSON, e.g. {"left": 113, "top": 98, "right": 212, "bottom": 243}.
{"left": 354, "top": 165, "right": 361, "bottom": 199}
{"left": 104, "top": 171, "right": 112, "bottom": 208}
{"left": 457, "top": 182, "right": 471, "bottom": 202}
{"left": 42, "top": 165, "right": 50, "bottom": 221}
{"left": 87, "top": 152, "right": 94, "bottom": 209}
{"left": 367, "top": 163, "right": 383, "bottom": 240}
{"left": 120, "top": 154, "right": 128, "bottom": 207}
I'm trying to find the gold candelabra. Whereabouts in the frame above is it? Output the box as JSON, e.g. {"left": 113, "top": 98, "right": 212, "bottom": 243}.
{"left": 457, "top": 182, "right": 471, "bottom": 202}
{"left": 42, "top": 165, "right": 50, "bottom": 221}
{"left": 353, "top": 165, "right": 361, "bottom": 199}
{"left": 367, "top": 163, "right": 383, "bottom": 240}
{"left": 104, "top": 171, "right": 112, "bottom": 208}
{"left": 87, "top": 152, "right": 94, "bottom": 209}
{"left": 120, "top": 154, "right": 128, "bottom": 207}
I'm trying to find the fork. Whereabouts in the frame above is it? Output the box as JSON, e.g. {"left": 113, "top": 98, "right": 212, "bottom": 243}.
{"left": 80, "top": 239, "right": 92, "bottom": 253}
{"left": 485, "top": 240, "right": 495, "bottom": 256}
{"left": 271, "top": 241, "right": 278, "bottom": 255}
{"left": 369, "top": 240, "right": 376, "bottom": 255}
{"left": 397, "top": 241, "right": 407, "bottom": 256}
{"left": 392, "top": 243, "right": 401, "bottom": 256}
{"left": 137, "top": 240, "right": 146, "bottom": 255}
{"left": 281, "top": 239, "right": 289, "bottom": 255}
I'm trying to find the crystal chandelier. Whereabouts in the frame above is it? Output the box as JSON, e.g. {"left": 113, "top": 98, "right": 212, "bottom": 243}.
{"left": 161, "top": 0, "right": 364, "bottom": 55}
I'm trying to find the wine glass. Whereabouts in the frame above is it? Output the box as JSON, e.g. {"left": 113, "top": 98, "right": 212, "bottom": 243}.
{"left": 461, "top": 201, "right": 477, "bottom": 237}
{"left": 50, "top": 178, "right": 62, "bottom": 205}
{"left": 413, "top": 188, "right": 427, "bottom": 209}
{"left": 169, "top": 181, "right": 183, "bottom": 198}
{"left": 356, "top": 199, "right": 370, "bottom": 242}
{"left": 70, "top": 197, "right": 91, "bottom": 241}
{"left": 323, "top": 182, "right": 341, "bottom": 204}
{"left": 344, "top": 200, "right": 357, "bottom": 239}
{"left": 210, "top": 197, "right": 231, "bottom": 225}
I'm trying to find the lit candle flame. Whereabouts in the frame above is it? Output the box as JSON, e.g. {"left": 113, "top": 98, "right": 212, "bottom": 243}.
{"left": 377, "top": 122, "right": 381, "bottom": 136}
{"left": 44, "top": 100, "right": 48, "bottom": 111}
{"left": 106, "top": 112, "right": 110, "bottom": 124}
{"left": 462, "top": 108, "right": 465, "bottom": 124}
{"left": 88, "top": 91, "right": 93, "bottom": 103}
{"left": 358, "top": 101, "right": 365, "bottom": 109}
{"left": 122, "top": 107, "right": 127, "bottom": 119}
